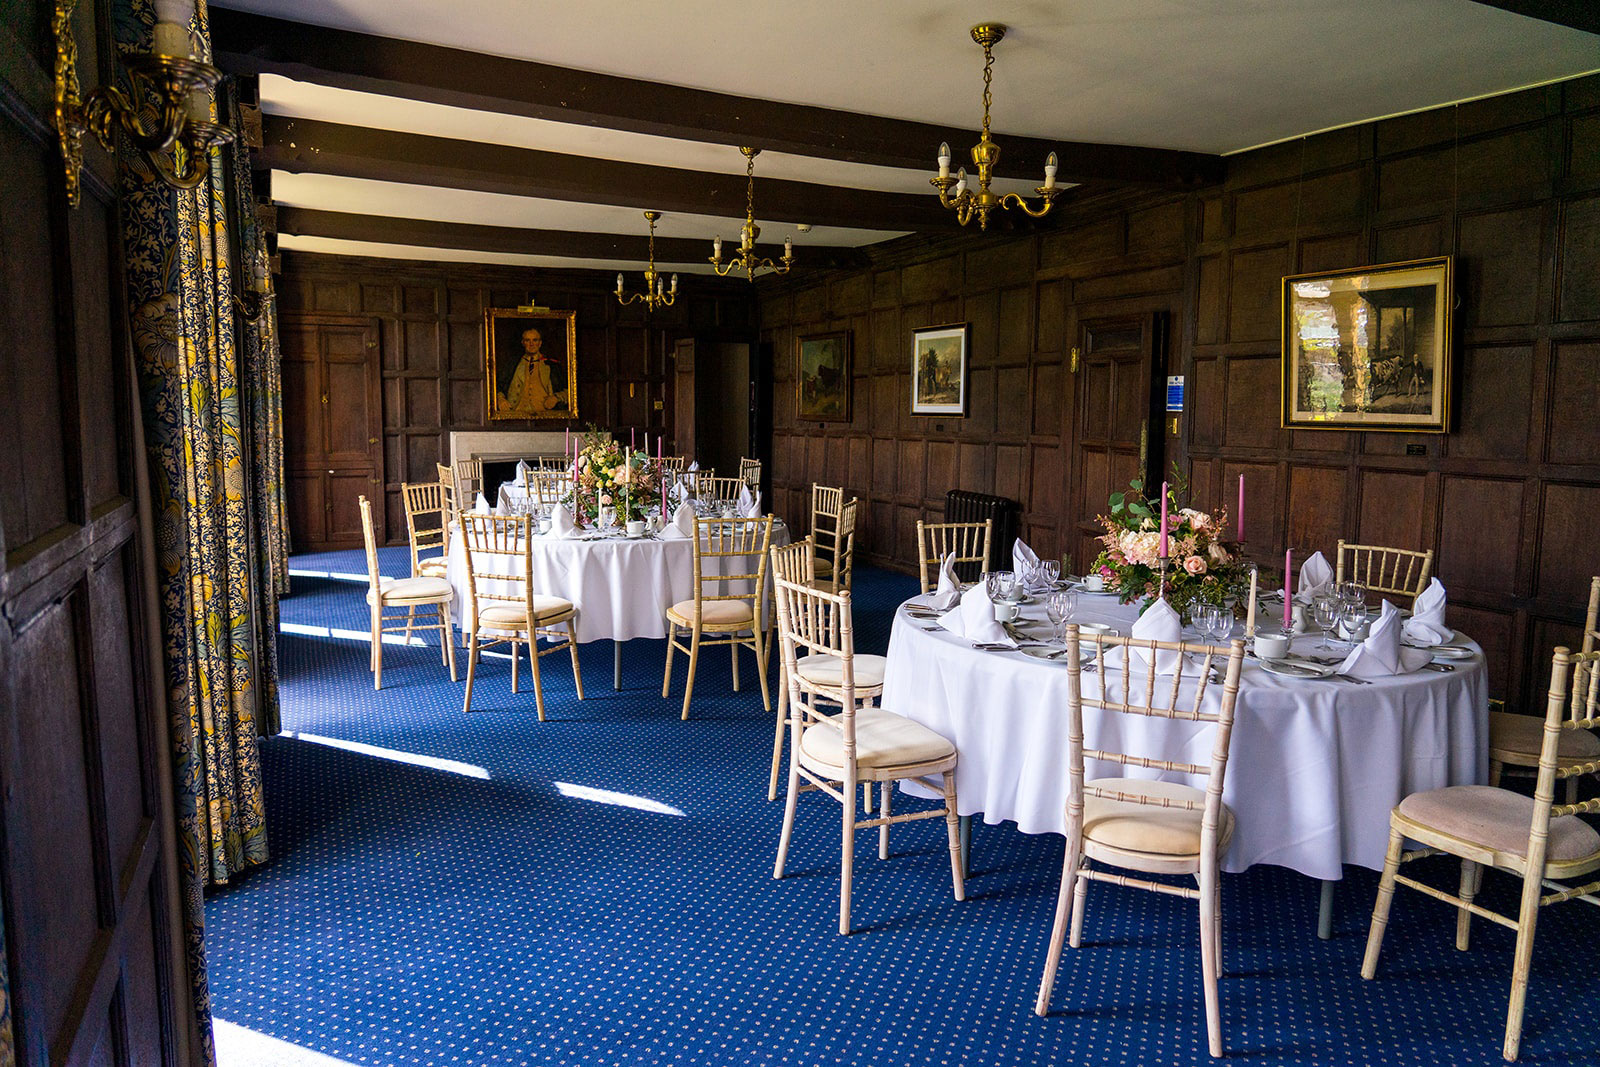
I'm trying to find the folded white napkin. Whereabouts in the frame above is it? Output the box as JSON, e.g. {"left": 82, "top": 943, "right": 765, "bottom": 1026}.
{"left": 1103, "top": 598, "right": 1187, "bottom": 675}
{"left": 1339, "top": 601, "right": 1432, "bottom": 678}
{"left": 1402, "top": 578, "right": 1453, "bottom": 645}
{"left": 474, "top": 492, "right": 491, "bottom": 514}
{"left": 737, "top": 485, "right": 762, "bottom": 517}
{"left": 1012, "top": 538, "right": 1055, "bottom": 594}
{"left": 516, "top": 458, "right": 532, "bottom": 485}
{"left": 928, "top": 552, "right": 962, "bottom": 611}
{"left": 658, "top": 501, "right": 696, "bottom": 540}
{"left": 547, "top": 504, "right": 578, "bottom": 539}
{"left": 1296, "top": 551, "right": 1333, "bottom": 603}
{"left": 937, "top": 583, "right": 1014, "bottom": 647}
{"left": 669, "top": 478, "right": 689, "bottom": 507}
{"left": 687, "top": 460, "right": 699, "bottom": 472}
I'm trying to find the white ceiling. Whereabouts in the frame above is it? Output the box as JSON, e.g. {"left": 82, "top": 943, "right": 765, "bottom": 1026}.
{"left": 222, "top": 0, "right": 1598, "bottom": 152}
{"left": 230, "top": 0, "right": 1598, "bottom": 269}
{"left": 275, "top": 233, "right": 727, "bottom": 275}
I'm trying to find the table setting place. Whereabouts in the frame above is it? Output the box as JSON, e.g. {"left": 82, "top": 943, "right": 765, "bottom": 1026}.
{"left": 900, "top": 543, "right": 1481, "bottom": 689}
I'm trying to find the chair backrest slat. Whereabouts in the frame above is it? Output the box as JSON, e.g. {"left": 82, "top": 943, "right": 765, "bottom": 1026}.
{"left": 772, "top": 571, "right": 859, "bottom": 743}
{"left": 454, "top": 457, "right": 485, "bottom": 503}
{"left": 690, "top": 516, "right": 774, "bottom": 614}
{"left": 739, "top": 457, "right": 762, "bottom": 485}
{"left": 1335, "top": 539, "right": 1434, "bottom": 605}
{"left": 358, "top": 495, "right": 382, "bottom": 597}
{"left": 401, "top": 481, "right": 448, "bottom": 570}
{"left": 916, "top": 519, "right": 994, "bottom": 594}
{"left": 771, "top": 538, "right": 816, "bottom": 587}
{"left": 457, "top": 512, "right": 536, "bottom": 616}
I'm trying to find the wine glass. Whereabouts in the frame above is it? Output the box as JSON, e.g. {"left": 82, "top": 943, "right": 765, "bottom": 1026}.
{"left": 995, "top": 569, "right": 1016, "bottom": 602}
{"left": 1312, "top": 593, "right": 1340, "bottom": 650}
{"left": 1040, "top": 560, "right": 1061, "bottom": 588}
{"left": 1195, "top": 603, "right": 1223, "bottom": 645}
{"left": 1046, "top": 589, "right": 1076, "bottom": 646}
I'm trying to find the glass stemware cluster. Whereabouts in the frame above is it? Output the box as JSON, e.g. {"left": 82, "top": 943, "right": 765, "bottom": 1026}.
{"left": 1194, "top": 602, "right": 1233, "bottom": 645}
{"left": 1312, "top": 581, "right": 1369, "bottom": 650}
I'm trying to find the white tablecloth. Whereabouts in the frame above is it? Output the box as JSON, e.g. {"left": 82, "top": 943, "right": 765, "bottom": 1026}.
{"left": 883, "top": 591, "right": 1488, "bottom": 880}
{"left": 444, "top": 522, "right": 788, "bottom": 643}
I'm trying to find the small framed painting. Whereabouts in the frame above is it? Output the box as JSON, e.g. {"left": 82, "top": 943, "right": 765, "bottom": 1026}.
{"left": 796, "top": 329, "right": 851, "bottom": 422}
{"left": 911, "top": 322, "right": 969, "bottom": 417}
{"left": 485, "top": 307, "right": 578, "bottom": 421}
{"left": 1281, "top": 257, "right": 1452, "bottom": 432}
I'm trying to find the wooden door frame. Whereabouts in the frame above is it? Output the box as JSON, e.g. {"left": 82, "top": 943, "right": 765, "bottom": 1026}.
{"left": 279, "top": 312, "right": 385, "bottom": 548}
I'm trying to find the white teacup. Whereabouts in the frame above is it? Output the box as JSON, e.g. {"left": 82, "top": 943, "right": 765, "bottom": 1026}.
{"left": 993, "top": 601, "right": 1020, "bottom": 623}
{"left": 1254, "top": 632, "right": 1291, "bottom": 660}
{"left": 626, "top": 519, "right": 645, "bottom": 537}
{"left": 1082, "top": 574, "right": 1105, "bottom": 592}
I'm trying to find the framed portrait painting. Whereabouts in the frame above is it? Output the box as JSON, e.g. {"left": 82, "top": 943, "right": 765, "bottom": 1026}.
{"left": 1281, "top": 257, "right": 1452, "bottom": 432}
{"left": 910, "top": 323, "right": 969, "bottom": 417}
{"left": 485, "top": 307, "right": 578, "bottom": 421}
{"left": 796, "top": 330, "right": 851, "bottom": 422}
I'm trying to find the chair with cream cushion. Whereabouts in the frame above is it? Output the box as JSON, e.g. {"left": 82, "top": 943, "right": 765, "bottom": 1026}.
{"left": 1362, "top": 646, "right": 1600, "bottom": 1062}
{"left": 401, "top": 481, "right": 450, "bottom": 579}
{"left": 1335, "top": 539, "right": 1434, "bottom": 606}
{"left": 359, "top": 495, "right": 456, "bottom": 690}
{"left": 458, "top": 512, "right": 584, "bottom": 720}
{"left": 771, "top": 569, "right": 963, "bottom": 935}
{"left": 766, "top": 539, "right": 889, "bottom": 801}
{"left": 1489, "top": 576, "right": 1600, "bottom": 803}
{"left": 917, "top": 518, "right": 994, "bottom": 594}
{"left": 1035, "top": 626, "right": 1247, "bottom": 1058}
{"left": 663, "top": 516, "right": 774, "bottom": 720}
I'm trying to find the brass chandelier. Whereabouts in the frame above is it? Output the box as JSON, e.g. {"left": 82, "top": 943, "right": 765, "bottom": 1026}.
{"left": 615, "top": 211, "right": 678, "bottom": 311}
{"left": 709, "top": 147, "right": 794, "bottom": 280}
{"left": 931, "top": 23, "right": 1060, "bottom": 231}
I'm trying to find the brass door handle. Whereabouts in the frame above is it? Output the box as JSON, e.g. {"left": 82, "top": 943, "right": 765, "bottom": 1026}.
{"left": 368, "top": 437, "right": 379, "bottom": 444}
{"left": 321, "top": 393, "right": 329, "bottom": 404}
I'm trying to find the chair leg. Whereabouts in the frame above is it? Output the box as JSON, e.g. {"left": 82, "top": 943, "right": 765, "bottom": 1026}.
{"left": 438, "top": 606, "right": 448, "bottom": 664}
{"left": 1456, "top": 859, "right": 1478, "bottom": 951}
{"left": 462, "top": 631, "right": 479, "bottom": 712}
{"left": 1361, "top": 826, "right": 1406, "bottom": 979}
{"left": 840, "top": 773, "right": 857, "bottom": 935}
{"left": 863, "top": 781, "right": 874, "bottom": 814}
{"left": 528, "top": 632, "right": 546, "bottom": 722}
{"left": 731, "top": 632, "right": 741, "bottom": 692}
{"left": 941, "top": 770, "right": 964, "bottom": 903}
{"left": 774, "top": 733, "right": 802, "bottom": 880}
{"left": 1200, "top": 862, "right": 1223, "bottom": 1058}
{"left": 403, "top": 605, "right": 416, "bottom": 644}
{"left": 371, "top": 603, "right": 384, "bottom": 690}
{"left": 680, "top": 627, "right": 702, "bottom": 720}
{"left": 1489, "top": 759, "right": 1504, "bottom": 787}
{"left": 510, "top": 637, "right": 520, "bottom": 694}
{"left": 1502, "top": 869, "right": 1545, "bottom": 1061}
{"left": 752, "top": 624, "right": 770, "bottom": 711}
{"left": 1069, "top": 863, "right": 1090, "bottom": 949}
{"left": 879, "top": 780, "right": 892, "bottom": 860}
{"left": 768, "top": 681, "right": 788, "bottom": 802}
{"left": 566, "top": 621, "right": 584, "bottom": 699}
{"left": 1035, "top": 835, "right": 1082, "bottom": 1015}
{"left": 440, "top": 605, "right": 457, "bottom": 682}
{"left": 661, "top": 623, "right": 677, "bottom": 698}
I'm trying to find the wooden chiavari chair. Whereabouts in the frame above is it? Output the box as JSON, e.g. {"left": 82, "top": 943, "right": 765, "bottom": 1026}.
{"left": 538, "top": 455, "right": 572, "bottom": 473}
{"left": 811, "top": 485, "right": 845, "bottom": 583}
{"left": 916, "top": 518, "right": 993, "bottom": 594}
{"left": 437, "top": 463, "right": 457, "bottom": 516}
{"left": 814, "top": 498, "right": 859, "bottom": 595}
{"left": 527, "top": 470, "right": 573, "bottom": 508}
{"left": 1335, "top": 539, "right": 1434, "bottom": 605}
{"left": 699, "top": 475, "right": 744, "bottom": 506}
{"left": 359, "top": 496, "right": 456, "bottom": 690}
{"left": 1362, "top": 646, "right": 1600, "bottom": 1062}
{"left": 1035, "top": 627, "right": 1247, "bottom": 1058}
{"left": 454, "top": 457, "right": 485, "bottom": 506}
{"left": 662, "top": 516, "right": 774, "bottom": 720}
{"left": 658, "top": 456, "right": 687, "bottom": 476}
{"left": 400, "top": 481, "right": 449, "bottom": 578}
{"left": 1491, "top": 577, "right": 1600, "bottom": 804}
{"left": 739, "top": 457, "right": 762, "bottom": 485}
{"left": 771, "top": 568, "right": 963, "bottom": 934}
{"left": 458, "top": 512, "right": 584, "bottom": 720}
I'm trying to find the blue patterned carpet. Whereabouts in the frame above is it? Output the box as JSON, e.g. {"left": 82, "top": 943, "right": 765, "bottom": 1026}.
{"left": 204, "top": 547, "right": 1600, "bottom": 1066}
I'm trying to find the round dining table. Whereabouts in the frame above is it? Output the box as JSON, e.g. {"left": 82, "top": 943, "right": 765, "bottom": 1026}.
{"left": 882, "top": 586, "right": 1489, "bottom": 930}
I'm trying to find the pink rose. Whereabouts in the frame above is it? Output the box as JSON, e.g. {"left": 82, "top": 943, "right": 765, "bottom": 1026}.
{"left": 1098, "top": 564, "right": 1115, "bottom": 579}
{"left": 1184, "top": 555, "right": 1207, "bottom": 576}
{"left": 599, "top": 493, "right": 613, "bottom": 505}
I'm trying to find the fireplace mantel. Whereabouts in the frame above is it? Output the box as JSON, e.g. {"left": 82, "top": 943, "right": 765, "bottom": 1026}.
{"left": 449, "top": 430, "right": 610, "bottom": 465}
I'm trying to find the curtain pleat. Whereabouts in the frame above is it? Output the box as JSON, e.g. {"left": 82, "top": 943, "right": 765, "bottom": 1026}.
{"left": 116, "top": 1, "right": 281, "bottom": 1060}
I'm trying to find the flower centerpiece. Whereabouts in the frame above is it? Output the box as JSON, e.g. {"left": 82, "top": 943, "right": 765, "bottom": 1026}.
{"left": 1090, "top": 476, "right": 1250, "bottom": 623}
{"left": 570, "top": 430, "right": 662, "bottom": 526}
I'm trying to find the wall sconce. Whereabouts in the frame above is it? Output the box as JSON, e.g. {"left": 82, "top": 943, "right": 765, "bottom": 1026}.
{"left": 54, "top": 0, "right": 235, "bottom": 208}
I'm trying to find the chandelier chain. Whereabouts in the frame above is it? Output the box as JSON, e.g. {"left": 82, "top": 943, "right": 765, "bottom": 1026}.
{"left": 980, "top": 44, "right": 994, "bottom": 140}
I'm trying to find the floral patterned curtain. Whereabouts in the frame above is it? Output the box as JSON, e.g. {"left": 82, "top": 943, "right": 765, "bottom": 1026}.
{"left": 115, "top": 0, "right": 281, "bottom": 1059}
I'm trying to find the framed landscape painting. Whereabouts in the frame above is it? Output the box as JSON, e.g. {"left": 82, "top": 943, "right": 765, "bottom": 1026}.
{"left": 911, "top": 323, "right": 969, "bottom": 417}
{"left": 1281, "top": 257, "right": 1452, "bottom": 432}
{"left": 485, "top": 307, "right": 579, "bottom": 421}
{"left": 796, "top": 329, "right": 851, "bottom": 422}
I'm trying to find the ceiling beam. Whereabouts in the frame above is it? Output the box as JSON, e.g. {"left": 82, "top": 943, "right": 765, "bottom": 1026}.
{"left": 260, "top": 116, "right": 966, "bottom": 232}
{"left": 275, "top": 207, "right": 870, "bottom": 269}
{"left": 1464, "top": 1, "right": 1600, "bottom": 33}
{"left": 211, "top": 7, "right": 1224, "bottom": 189}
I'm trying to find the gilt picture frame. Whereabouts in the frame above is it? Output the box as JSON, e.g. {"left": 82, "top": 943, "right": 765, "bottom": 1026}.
{"left": 1281, "top": 257, "right": 1452, "bottom": 432}
{"left": 796, "top": 329, "right": 852, "bottom": 422}
{"left": 911, "top": 322, "right": 969, "bottom": 417}
{"left": 485, "top": 307, "right": 579, "bottom": 421}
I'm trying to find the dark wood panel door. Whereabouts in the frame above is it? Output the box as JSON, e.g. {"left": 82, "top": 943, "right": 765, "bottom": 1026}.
{"left": 282, "top": 315, "right": 383, "bottom": 549}
{"left": 0, "top": 1, "right": 189, "bottom": 1062}
{"left": 1067, "top": 313, "right": 1166, "bottom": 574}
{"left": 672, "top": 337, "right": 696, "bottom": 461}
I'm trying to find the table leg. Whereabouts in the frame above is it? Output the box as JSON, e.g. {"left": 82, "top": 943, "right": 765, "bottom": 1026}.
{"left": 958, "top": 815, "right": 971, "bottom": 879}
{"left": 614, "top": 641, "right": 623, "bottom": 690}
{"left": 1317, "top": 878, "right": 1335, "bottom": 940}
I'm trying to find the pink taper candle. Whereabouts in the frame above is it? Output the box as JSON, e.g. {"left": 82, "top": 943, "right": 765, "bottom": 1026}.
{"left": 1283, "top": 548, "right": 1294, "bottom": 629}
{"left": 1237, "top": 474, "right": 1245, "bottom": 542}
{"left": 631, "top": 427, "right": 636, "bottom": 450}
{"left": 1158, "top": 482, "right": 1169, "bottom": 559}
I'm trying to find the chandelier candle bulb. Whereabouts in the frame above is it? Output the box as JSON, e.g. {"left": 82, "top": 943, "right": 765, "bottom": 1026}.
{"left": 784, "top": 236, "right": 792, "bottom": 258}
{"left": 615, "top": 273, "right": 624, "bottom": 296}
{"left": 938, "top": 142, "right": 952, "bottom": 178}
{"left": 153, "top": 0, "right": 194, "bottom": 56}
{"left": 1044, "top": 152, "right": 1058, "bottom": 190}
{"left": 670, "top": 274, "right": 678, "bottom": 293}
{"left": 955, "top": 168, "right": 968, "bottom": 195}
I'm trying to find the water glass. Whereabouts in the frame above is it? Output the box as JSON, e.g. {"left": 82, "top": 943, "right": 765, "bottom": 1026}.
{"left": 1312, "top": 593, "right": 1340, "bottom": 650}
{"left": 1040, "top": 560, "right": 1061, "bottom": 587}
{"left": 1046, "top": 589, "right": 1076, "bottom": 644}
{"left": 995, "top": 570, "right": 1016, "bottom": 602}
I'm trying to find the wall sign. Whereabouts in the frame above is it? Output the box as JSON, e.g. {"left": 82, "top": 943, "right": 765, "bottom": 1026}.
{"left": 1166, "top": 375, "right": 1185, "bottom": 413}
